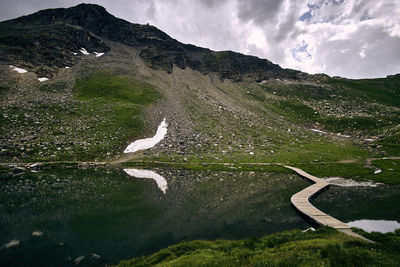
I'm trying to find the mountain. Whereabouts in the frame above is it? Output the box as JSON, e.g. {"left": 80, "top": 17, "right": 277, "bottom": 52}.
{"left": 0, "top": 3, "right": 302, "bottom": 80}
{"left": 0, "top": 4, "right": 399, "bottom": 184}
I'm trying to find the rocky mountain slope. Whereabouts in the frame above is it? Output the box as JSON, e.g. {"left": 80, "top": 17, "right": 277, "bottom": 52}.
{"left": 0, "top": 4, "right": 399, "bottom": 183}
{"left": 0, "top": 3, "right": 302, "bottom": 80}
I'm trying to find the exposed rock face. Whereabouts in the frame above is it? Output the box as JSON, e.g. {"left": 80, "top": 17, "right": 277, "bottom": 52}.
{"left": 0, "top": 3, "right": 304, "bottom": 81}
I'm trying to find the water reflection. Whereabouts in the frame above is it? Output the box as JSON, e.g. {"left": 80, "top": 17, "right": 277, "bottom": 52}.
{"left": 311, "top": 182, "right": 400, "bottom": 230}
{"left": 0, "top": 168, "right": 308, "bottom": 266}
{"left": 347, "top": 219, "right": 400, "bottom": 233}
{"left": 124, "top": 168, "right": 168, "bottom": 194}
{"left": 323, "top": 177, "right": 383, "bottom": 187}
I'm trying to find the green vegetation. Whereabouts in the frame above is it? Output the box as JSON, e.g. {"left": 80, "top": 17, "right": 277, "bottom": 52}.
{"left": 326, "top": 76, "right": 400, "bottom": 107}
{"left": 123, "top": 161, "right": 292, "bottom": 173}
{"left": 264, "top": 99, "right": 319, "bottom": 124}
{"left": 294, "top": 160, "right": 400, "bottom": 184}
{"left": 0, "top": 71, "right": 161, "bottom": 162}
{"left": 263, "top": 97, "right": 398, "bottom": 136}
{"left": 378, "top": 133, "right": 400, "bottom": 156}
{"left": 117, "top": 227, "right": 400, "bottom": 266}
{"left": 74, "top": 71, "right": 160, "bottom": 105}
{"left": 370, "top": 159, "right": 400, "bottom": 184}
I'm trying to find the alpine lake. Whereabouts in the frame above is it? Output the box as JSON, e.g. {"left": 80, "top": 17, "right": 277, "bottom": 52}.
{"left": 1, "top": 166, "right": 400, "bottom": 266}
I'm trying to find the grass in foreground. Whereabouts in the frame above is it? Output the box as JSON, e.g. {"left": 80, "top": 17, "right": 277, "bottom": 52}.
{"left": 116, "top": 227, "right": 400, "bottom": 266}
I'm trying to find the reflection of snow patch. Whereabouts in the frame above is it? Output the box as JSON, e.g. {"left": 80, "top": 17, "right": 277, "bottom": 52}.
{"left": 90, "top": 253, "right": 100, "bottom": 259}
{"left": 323, "top": 177, "right": 382, "bottom": 187}
{"left": 124, "top": 118, "right": 167, "bottom": 153}
{"left": 32, "top": 231, "right": 43, "bottom": 236}
{"left": 124, "top": 168, "right": 168, "bottom": 194}
{"left": 75, "top": 256, "right": 85, "bottom": 264}
{"left": 311, "top": 129, "right": 325, "bottom": 134}
{"left": 94, "top": 52, "right": 104, "bottom": 57}
{"left": 2, "top": 239, "right": 20, "bottom": 249}
{"left": 347, "top": 219, "right": 400, "bottom": 233}
{"left": 79, "top": 48, "right": 89, "bottom": 55}
{"left": 10, "top": 65, "right": 27, "bottom": 73}
{"left": 38, "top": 77, "right": 49, "bottom": 82}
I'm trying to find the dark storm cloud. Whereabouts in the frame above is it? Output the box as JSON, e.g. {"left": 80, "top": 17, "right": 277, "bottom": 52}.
{"left": 236, "top": 0, "right": 283, "bottom": 24}
{"left": 200, "top": 0, "right": 223, "bottom": 8}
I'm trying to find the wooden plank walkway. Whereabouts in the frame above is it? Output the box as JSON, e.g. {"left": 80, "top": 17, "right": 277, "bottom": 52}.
{"left": 284, "top": 165, "right": 374, "bottom": 242}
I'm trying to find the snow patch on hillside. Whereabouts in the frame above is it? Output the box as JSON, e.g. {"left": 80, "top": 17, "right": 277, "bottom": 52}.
{"left": 80, "top": 48, "right": 89, "bottom": 55}
{"left": 38, "top": 77, "right": 49, "bottom": 82}
{"left": 124, "top": 118, "right": 167, "bottom": 153}
{"left": 94, "top": 52, "right": 104, "bottom": 57}
{"left": 10, "top": 65, "right": 27, "bottom": 73}
{"left": 311, "top": 129, "right": 325, "bottom": 134}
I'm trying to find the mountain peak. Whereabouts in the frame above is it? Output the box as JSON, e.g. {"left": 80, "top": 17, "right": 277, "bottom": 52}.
{"left": 0, "top": 3, "right": 304, "bottom": 80}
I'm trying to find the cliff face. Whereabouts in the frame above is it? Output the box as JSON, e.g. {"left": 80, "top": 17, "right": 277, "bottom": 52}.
{"left": 0, "top": 3, "right": 302, "bottom": 80}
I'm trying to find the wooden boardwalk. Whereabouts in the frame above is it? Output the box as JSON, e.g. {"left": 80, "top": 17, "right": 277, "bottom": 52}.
{"left": 285, "top": 165, "right": 373, "bottom": 242}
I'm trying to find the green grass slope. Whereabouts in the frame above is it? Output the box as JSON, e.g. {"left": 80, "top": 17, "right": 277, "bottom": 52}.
{"left": 0, "top": 70, "right": 160, "bottom": 162}
{"left": 117, "top": 227, "right": 400, "bottom": 267}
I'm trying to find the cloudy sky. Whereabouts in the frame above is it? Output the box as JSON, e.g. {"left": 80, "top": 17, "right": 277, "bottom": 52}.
{"left": 1, "top": 0, "right": 400, "bottom": 79}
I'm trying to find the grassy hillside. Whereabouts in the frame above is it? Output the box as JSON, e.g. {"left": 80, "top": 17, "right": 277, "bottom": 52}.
{"left": 1, "top": 4, "right": 399, "bottom": 185}
{"left": 117, "top": 227, "right": 400, "bottom": 266}
{"left": 0, "top": 68, "right": 160, "bottom": 162}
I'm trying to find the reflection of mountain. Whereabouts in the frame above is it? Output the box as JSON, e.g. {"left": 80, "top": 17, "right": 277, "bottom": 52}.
{"left": 124, "top": 168, "right": 168, "bottom": 194}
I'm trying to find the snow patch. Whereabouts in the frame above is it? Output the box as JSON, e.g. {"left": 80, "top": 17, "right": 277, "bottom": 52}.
{"left": 65, "top": 66, "right": 70, "bottom": 69}
{"left": 311, "top": 129, "right": 325, "bottom": 134}
{"left": 90, "top": 253, "right": 100, "bottom": 259}
{"left": 374, "top": 169, "right": 382, "bottom": 174}
{"left": 347, "top": 219, "right": 400, "bottom": 233}
{"left": 94, "top": 52, "right": 104, "bottom": 57}
{"left": 302, "top": 227, "right": 315, "bottom": 232}
{"left": 73, "top": 52, "right": 77, "bottom": 55}
{"left": 124, "top": 118, "right": 167, "bottom": 153}
{"left": 32, "top": 231, "right": 43, "bottom": 236}
{"left": 79, "top": 48, "right": 89, "bottom": 55}
{"left": 38, "top": 77, "right": 49, "bottom": 82}
{"left": 2, "top": 239, "right": 20, "bottom": 249}
{"left": 124, "top": 168, "right": 168, "bottom": 194}
{"left": 323, "top": 177, "right": 382, "bottom": 187}
{"left": 10, "top": 65, "right": 27, "bottom": 73}
{"left": 74, "top": 256, "right": 85, "bottom": 264}
{"left": 29, "top": 163, "right": 39, "bottom": 168}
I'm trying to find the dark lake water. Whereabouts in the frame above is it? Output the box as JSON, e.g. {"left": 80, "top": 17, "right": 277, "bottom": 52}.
{"left": 312, "top": 178, "right": 400, "bottom": 231}
{"left": 1, "top": 167, "right": 399, "bottom": 266}
{"left": 0, "top": 167, "right": 309, "bottom": 266}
